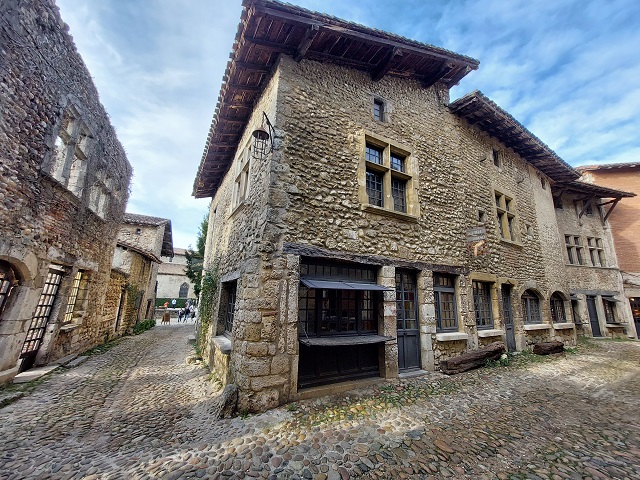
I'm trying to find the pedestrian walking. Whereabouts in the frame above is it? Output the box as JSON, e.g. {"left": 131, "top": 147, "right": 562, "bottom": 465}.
{"left": 178, "top": 308, "right": 183, "bottom": 323}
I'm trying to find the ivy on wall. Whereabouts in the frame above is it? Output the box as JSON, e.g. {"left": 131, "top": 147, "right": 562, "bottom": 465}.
{"left": 197, "top": 263, "right": 220, "bottom": 351}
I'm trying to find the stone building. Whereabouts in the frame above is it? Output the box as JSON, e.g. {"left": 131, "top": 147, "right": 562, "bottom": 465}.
{"left": 0, "top": 0, "right": 131, "bottom": 382}
{"left": 576, "top": 163, "right": 640, "bottom": 338}
{"left": 192, "top": 0, "right": 634, "bottom": 412}
{"left": 156, "top": 248, "right": 197, "bottom": 304}
{"left": 107, "top": 213, "right": 173, "bottom": 333}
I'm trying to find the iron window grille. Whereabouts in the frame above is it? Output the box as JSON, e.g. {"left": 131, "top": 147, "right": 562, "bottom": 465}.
{"left": 224, "top": 281, "right": 237, "bottom": 335}
{"left": 391, "top": 178, "right": 407, "bottom": 213}
{"left": 366, "top": 171, "right": 384, "bottom": 206}
{"left": 63, "top": 271, "right": 83, "bottom": 324}
{"left": 472, "top": 281, "right": 493, "bottom": 329}
{"left": 434, "top": 273, "right": 457, "bottom": 332}
{"left": 603, "top": 299, "right": 616, "bottom": 324}
{"left": 21, "top": 265, "right": 65, "bottom": 357}
{"left": 521, "top": 290, "right": 542, "bottom": 324}
{"left": 550, "top": 293, "right": 566, "bottom": 323}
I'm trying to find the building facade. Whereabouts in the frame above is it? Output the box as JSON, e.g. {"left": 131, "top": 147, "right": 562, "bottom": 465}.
{"left": 577, "top": 163, "right": 640, "bottom": 338}
{"left": 0, "top": 0, "right": 131, "bottom": 382}
{"left": 156, "top": 248, "right": 197, "bottom": 304}
{"left": 192, "top": 1, "right": 633, "bottom": 412}
{"left": 107, "top": 213, "right": 173, "bottom": 332}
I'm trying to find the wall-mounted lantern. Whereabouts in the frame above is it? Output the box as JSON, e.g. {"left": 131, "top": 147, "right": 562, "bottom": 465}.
{"left": 251, "top": 111, "right": 275, "bottom": 161}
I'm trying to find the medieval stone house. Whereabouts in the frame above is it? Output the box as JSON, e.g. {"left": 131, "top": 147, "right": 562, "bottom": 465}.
{"left": 156, "top": 248, "right": 197, "bottom": 305}
{"left": 576, "top": 163, "right": 640, "bottom": 339}
{"left": 192, "top": 0, "right": 634, "bottom": 412}
{"left": 105, "top": 214, "right": 173, "bottom": 334}
{"left": 0, "top": 0, "right": 131, "bottom": 382}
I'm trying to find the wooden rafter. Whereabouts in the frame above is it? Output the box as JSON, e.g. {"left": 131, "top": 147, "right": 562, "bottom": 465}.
{"left": 371, "top": 47, "right": 402, "bottom": 81}
{"left": 603, "top": 198, "right": 620, "bottom": 223}
{"left": 295, "top": 24, "right": 320, "bottom": 61}
{"left": 421, "top": 60, "right": 452, "bottom": 88}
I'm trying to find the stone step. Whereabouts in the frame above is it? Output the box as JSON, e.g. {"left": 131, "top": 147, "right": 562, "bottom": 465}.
{"left": 12, "top": 365, "right": 59, "bottom": 384}
{"left": 52, "top": 353, "right": 78, "bottom": 367}
{"left": 63, "top": 356, "right": 89, "bottom": 369}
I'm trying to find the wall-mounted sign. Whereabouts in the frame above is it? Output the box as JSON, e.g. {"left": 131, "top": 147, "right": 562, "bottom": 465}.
{"left": 466, "top": 225, "right": 488, "bottom": 256}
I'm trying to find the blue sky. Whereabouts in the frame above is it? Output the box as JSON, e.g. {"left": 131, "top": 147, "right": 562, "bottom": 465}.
{"left": 56, "top": 0, "right": 640, "bottom": 248}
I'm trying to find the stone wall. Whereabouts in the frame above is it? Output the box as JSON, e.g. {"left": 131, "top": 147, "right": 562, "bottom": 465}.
{"left": 157, "top": 250, "right": 196, "bottom": 300}
{"left": 201, "top": 54, "right": 628, "bottom": 411}
{"left": 0, "top": 0, "right": 131, "bottom": 381}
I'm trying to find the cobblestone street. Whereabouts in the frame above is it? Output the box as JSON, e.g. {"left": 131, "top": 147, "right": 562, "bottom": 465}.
{"left": 1, "top": 326, "right": 639, "bottom": 480}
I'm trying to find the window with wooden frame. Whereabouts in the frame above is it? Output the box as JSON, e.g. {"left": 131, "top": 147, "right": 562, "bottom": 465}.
{"left": 587, "top": 237, "right": 606, "bottom": 267}
{"left": 550, "top": 292, "right": 566, "bottom": 323}
{"left": 373, "top": 98, "right": 385, "bottom": 122}
{"left": 434, "top": 273, "right": 457, "bottom": 332}
{"left": 494, "top": 191, "right": 517, "bottom": 242}
{"left": 565, "top": 235, "right": 586, "bottom": 265}
{"left": 472, "top": 281, "right": 493, "bottom": 329}
{"left": 521, "top": 290, "right": 542, "bottom": 324}
{"left": 361, "top": 136, "right": 417, "bottom": 217}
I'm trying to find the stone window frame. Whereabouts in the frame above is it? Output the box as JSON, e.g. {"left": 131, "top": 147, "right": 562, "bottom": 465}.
{"left": 494, "top": 190, "right": 518, "bottom": 243}
{"left": 359, "top": 133, "right": 419, "bottom": 219}
{"left": 373, "top": 98, "right": 385, "bottom": 122}
{"left": 549, "top": 292, "right": 566, "bottom": 323}
{"left": 232, "top": 140, "right": 252, "bottom": 211}
{"left": 89, "top": 171, "right": 112, "bottom": 219}
{"left": 521, "top": 289, "right": 542, "bottom": 324}
{"left": 587, "top": 237, "right": 606, "bottom": 267}
{"left": 434, "top": 273, "right": 458, "bottom": 333}
{"left": 492, "top": 149, "right": 501, "bottom": 168}
{"left": 472, "top": 280, "right": 494, "bottom": 329}
{"left": 0, "top": 261, "right": 18, "bottom": 316}
{"left": 565, "top": 235, "right": 586, "bottom": 265}
{"left": 48, "top": 104, "right": 94, "bottom": 198}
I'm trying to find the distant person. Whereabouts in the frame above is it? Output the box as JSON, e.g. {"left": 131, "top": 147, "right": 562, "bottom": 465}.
{"left": 163, "top": 301, "right": 169, "bottom": 308}
{"left": 178, "top": 308, "right": 184, "bottom": 322}
{"left": 161, "top": 309, "right": 170, "bottom": 325}
{"left": 190, "top": 305, "right": 195, "bottom": 320}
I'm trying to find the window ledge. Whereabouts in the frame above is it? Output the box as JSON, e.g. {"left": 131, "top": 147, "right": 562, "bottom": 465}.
{"left": 553, "top": 322, "right": 575, "bottom": 330}
{"left": 524, "top": 323, "right": 551, "bottom": 331}
{"left": 477, "top": 329, "right": 504, "bottom": 338}
{"left": 228, "top": 202, "right": 247, "bottom": 220}
{"left": 499, "top": 239, "right": 523, "bottom": 248}
{"left": 59, "top": 323, "right": 81, "bottom": 332}
{"left": 606, "top": 323, "right": 626, "bottom": 328}
{"left": 361, "top": 204, "right": 418, "bottom": 223}
{"left": 212, "top": 335, "right": 232, "bottom": 355}
{"left": 436, "top": 332, "right": 468, "bottom": 342}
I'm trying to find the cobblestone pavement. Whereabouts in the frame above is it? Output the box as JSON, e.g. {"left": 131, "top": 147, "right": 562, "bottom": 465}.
{"left": 1, "top": 329, "right": 639, "bottom": 480}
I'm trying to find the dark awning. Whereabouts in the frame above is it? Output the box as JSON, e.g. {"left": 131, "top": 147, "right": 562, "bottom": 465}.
{"left": 300, "top": 279, "right": 393, "bottom": 291}
{"left": 299, "top": 335, "right": 393, "bottom": 347}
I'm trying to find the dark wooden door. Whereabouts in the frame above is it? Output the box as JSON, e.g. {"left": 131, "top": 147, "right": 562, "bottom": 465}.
{"left": 630, "top": 298, "right": 640, "bottom": 339}
{"left": 502, "top": 285, "right": 516, "bottom": 352}
{"left": 396, "top": 271, "right": 420, "bottom": 371}
{"left": 586, "top": 296, "right": 602, "bottom": 337}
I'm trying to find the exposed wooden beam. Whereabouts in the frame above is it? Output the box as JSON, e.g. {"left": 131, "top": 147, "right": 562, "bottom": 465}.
{"left": 603, "top": 198, "right": 620, "bottom": 223}
{"left": 421, "top": 60, "right": 452, "bottom": 88}
{"left": 234, "top": 61, "right": 272, "bottom": 72}
{"left": 244, "top": 35, "right": 296, "bottom": 54}
{"left": 371, "top": 47, "right": 402, "bottom": 81}
{"left": 227, "top": 82, "right": 261, "bottom": 92}
{"left": 295, "top": 24, "right": 319, "bottom": 61}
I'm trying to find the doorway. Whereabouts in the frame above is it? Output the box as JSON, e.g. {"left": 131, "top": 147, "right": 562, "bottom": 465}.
{"left": 630, "top": 298, "right": 640, "bottom": 339}
{"left": 502, "top": 285, "right": 516, "bottom": 352}
{"left": 586, "top": 295, "right": 602, "bottom": 337}
{"left": 396, "top": 270, "right": 420, "bottom": 372}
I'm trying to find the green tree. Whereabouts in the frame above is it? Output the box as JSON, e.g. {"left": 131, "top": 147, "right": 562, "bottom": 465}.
{"left": 185, "top": 212, "right": 208, "bottom": 298}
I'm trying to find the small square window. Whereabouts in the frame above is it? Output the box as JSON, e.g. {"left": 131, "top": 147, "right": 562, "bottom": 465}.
{"left": 365, "top": 144, "right": 383, "bottom": 165}
{"left": 390, "top": 153, "right": 405, "bottom": 172}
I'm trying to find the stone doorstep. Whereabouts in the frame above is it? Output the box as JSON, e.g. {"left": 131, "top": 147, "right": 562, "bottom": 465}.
{"left": 398, "top": 369, "right": 429, "bottom": 379}
{"left": 12, "top": 365, "right": 59, "bottom": 384}
{"left": 62, "top": 356, "right": 88, "bottom": 369}
{"left": 51, "top": 353, "right": 78, "bottom": 367}
{"left": 295, "top": 377, "right": 382, "bottom": 402}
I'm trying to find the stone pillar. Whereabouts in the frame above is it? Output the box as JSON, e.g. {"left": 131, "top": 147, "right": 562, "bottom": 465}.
{"left": 418, "top": 270, "right": 435, "bottom": 371}
{"left": 379, "top": 265, "right": 397, "bottom": 379}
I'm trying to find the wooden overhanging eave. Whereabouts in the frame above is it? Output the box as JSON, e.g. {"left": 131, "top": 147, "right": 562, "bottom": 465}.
{"left": 193, "top": 0, "right": 479, "bottom": 198}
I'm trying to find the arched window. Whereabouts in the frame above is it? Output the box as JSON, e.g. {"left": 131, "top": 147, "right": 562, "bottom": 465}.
{"left": 179, "top": 282, "right": 189, "bottom": 298}
{"left": 521, "top": 290, "right": 541, "bottom": 324}
{"left": 550, "top": 293, "right": 566, "bottom": 323}
{"left": 0, "top": 261, "right": 18, "bottom": 315}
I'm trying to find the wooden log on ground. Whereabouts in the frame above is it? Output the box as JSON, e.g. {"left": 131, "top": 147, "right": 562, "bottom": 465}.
{"left": 440, "top": 342, "right": 505, "bottom": 375}
{"left": 532, "top": 341, "right": 564, "bottom": 355}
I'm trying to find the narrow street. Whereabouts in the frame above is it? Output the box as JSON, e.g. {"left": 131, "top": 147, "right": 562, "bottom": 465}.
{"left": 1, "top": 328, "right": 639, "bottom": 480}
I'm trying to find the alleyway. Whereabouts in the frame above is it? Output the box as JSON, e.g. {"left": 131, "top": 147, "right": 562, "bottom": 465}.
{"left": 1, "top": 328, "right": 639, "bottom": 480}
